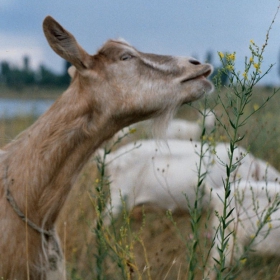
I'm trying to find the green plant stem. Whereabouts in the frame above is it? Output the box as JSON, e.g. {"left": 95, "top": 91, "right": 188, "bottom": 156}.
{"left": 188, "top": 104, "right": 211, "bottom": 280}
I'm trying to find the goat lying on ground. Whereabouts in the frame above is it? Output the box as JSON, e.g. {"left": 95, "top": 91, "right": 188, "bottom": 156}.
{"left": 99, "top": 140, "right": 280, "bottom": 224}
{"left": 0, "top": 16, "right": 213, "bottom": 279}
{"left": 209, "top": 180, "right": 280, "bottom": 278}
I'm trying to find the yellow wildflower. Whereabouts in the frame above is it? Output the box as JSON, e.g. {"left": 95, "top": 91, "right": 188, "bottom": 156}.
{"left": 266, "top": 215, "right": 271, "bottom": 222}
{"left": 249, "top": 57, "right": 254, "bottom": 63}
{"left": 250, "top": 39, "right": 254, "bottom": 44}
{"left": 95, "top": 178, "right": 99, "bottom": 183}
{"left": 226, "top": 53, "right": 236, "bottom": 62}
{"left": 240, "top": 258, "right": 247, "bottom": 265}
{"left": 226, "top": 65, "right": 234, "bottom": 71}
{"left": 129, "top": 128, "right": 137, "bottom": 134}
{"left": 269, "top": 223, "right": 273, "bottom": 229}
{"left": 253, "top": 63, "right": 260, "bottom": 70}
{"left": 218, "top": 52, "right": 224, "bottom": 59}
{"left": 242, "top": 72, "right": 248, "bottom": 80}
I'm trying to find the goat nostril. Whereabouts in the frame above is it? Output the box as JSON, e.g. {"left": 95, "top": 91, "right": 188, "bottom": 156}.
{"left": 189, "top": 59, "right": 201, "bottom": 66}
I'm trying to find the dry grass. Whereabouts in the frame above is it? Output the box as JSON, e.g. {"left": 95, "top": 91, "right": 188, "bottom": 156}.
{"left": 0, "top": 84, "right": 63, "bottom": 99}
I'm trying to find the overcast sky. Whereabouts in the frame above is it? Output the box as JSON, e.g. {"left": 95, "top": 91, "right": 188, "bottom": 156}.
{"left": 1, "top": 1, "right": 280, "bottom": 85}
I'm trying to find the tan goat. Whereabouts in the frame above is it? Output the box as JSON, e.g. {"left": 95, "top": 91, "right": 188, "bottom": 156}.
{"left": 0, "top": 16, "right": 213, "bottom": 279}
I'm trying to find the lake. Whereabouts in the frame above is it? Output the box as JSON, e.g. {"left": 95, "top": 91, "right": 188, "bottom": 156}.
{"left": 0, "top": 98, "right": 54, "bottom": 119}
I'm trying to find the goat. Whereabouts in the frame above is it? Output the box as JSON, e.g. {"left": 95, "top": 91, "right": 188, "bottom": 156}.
{"left": 209, "top": 180, "right": 280, "bottom": 278}
{"left": 0, "top": 16, "right": 213, "bottom": 279}
{"left": 100, "top": 140, "right": 280, "bottom": 224}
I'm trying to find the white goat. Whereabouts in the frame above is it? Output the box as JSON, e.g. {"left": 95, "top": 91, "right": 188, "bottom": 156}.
{"left": 209, "top": 180, "right": 280, "bottom": 277}
{"left": 100, "top": 140, "right": 280, "bottom": 223}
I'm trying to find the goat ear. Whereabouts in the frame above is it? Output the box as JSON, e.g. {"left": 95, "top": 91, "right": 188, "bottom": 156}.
{"left": 43, "top": 16, "right": 91, "bottom": 72}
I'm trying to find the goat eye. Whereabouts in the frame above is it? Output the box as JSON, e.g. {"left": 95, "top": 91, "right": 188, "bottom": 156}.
{"left": 120, "top": 54, "right": 133, "bottom": 61}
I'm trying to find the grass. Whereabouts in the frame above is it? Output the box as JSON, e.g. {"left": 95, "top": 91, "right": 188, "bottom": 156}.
{"left": 0, "top": 115, "right": 37, "bottom": 147}
{"left": 0, "top": 84, "right": 64, "bottom": 99}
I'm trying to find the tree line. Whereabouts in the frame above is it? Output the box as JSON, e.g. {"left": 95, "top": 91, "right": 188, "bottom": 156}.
{"left": 0, "top": 56, "right": 71, "bottom": 89}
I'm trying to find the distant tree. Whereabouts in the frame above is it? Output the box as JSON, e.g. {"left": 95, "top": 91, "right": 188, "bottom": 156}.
{"left": 38, "top": 64, "right": 59, "bottom": 86}
{"left": 59, "top": 60, "right": 71, "bottom": 86}
{"left": 0, "top": 58, "right": 71, "bottom": 88}
{"left": 63, "top": 60, "right": 71, "bottom": 75}
{"left": 1, "top": 61, "right": 10, "bottom": 76}
{"left": 0, "top": 61, "right": 10, "bottom": 84}
{"left": 23, "top": 56, "right": 30, "bottom": 71}
{"left": 0, "top": 58, "right": 35, "bottom": 88}
{"left": 205, "top": 50, "right": 214, "bottom": 64}
{"left": 38, "top": 60, "right": 71, "bottom": 87}
{"left": 21, "top": 56, "right": 35, "bottom": 85}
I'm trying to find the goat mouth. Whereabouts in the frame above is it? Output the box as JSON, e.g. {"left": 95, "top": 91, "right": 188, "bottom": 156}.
{"left": 181, "top": 66, "right": 212, "bottom": 83}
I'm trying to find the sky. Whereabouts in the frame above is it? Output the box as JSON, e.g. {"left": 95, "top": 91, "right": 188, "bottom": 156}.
{"left": 1, "top": 1, "right": 280, "bottom": 85}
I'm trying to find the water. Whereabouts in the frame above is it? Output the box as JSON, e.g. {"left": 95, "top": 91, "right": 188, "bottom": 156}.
{"left": 0, "top": 98, "right": 54, "bottom": 119}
